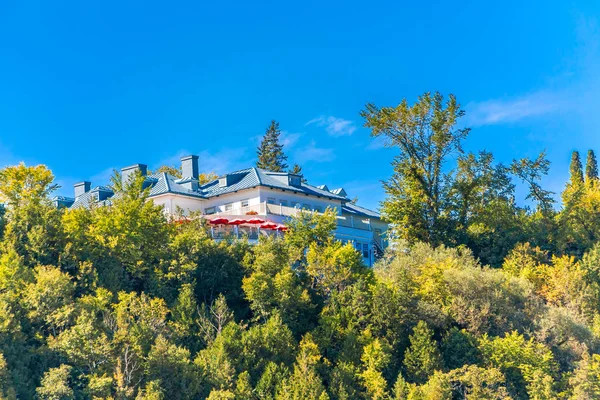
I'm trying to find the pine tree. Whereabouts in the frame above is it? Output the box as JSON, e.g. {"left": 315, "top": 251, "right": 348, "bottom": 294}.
{"left": 570, "top": 151, "right": 584, "bottom": 185}
{"left": 586, "top": 150, "right": 598, "bottom": 182}
{"left": 257, "top": 120, "right": 288, "bottom": 172}
{"left": 403, "top": 321, "right": 442, "bottom": 384}
{"left": 289, "top": 163, "right": 302, "bottom": 175}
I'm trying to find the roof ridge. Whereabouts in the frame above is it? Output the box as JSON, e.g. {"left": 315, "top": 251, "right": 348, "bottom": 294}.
{"left": 253, "top": 167, "right": 263, "bottom": 185}
{"left": 162, "top": 172, "right": 171, "bottom": 192}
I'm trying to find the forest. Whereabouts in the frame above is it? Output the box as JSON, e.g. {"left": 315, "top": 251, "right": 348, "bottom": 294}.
{"left": 2, "top": 92, "right": 600, "bottom": 399}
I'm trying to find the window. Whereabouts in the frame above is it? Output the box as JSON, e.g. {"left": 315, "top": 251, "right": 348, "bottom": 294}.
{"left": 225, "top": 203, "right": 233, "bottom": 211}
{"left": 291, "top": 201, "right": 300, "bottom": 208}
{"left": 354, "top": 241, "right": 361, "bottom": 251}
{"left": 313, "top": 206, "right": 322, "bottom": 213}
{"left": 267, "top": 197, "right": 276, "bottom": 205}
{"left": 279, "top": 200, "right": 288, "bottom": 207}
{"left": 302, "top": 203, "right": 311, "bottom": 210}
{"left": 241, "top": 199, "right": 249, "bottom": 207}
{"left": 362, "top": 243, "right": 369, "bottom": 259}
{"left": 289, "top": 175, "right": 301, "bottom": 186}
{"left": 205, "top": 207, "right": 216, "bottom": 215}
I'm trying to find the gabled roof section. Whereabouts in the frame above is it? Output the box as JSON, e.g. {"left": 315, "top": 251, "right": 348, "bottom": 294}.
{"left": 148, "top": 173, "right": 205, "bottom": 198}
{"left": 330, "top": 188, "right": 348, "bottom": 198}
{"left": 70, "top": 185, "right": 115, "bottom": 209}
{"left": 69, "top": 166, "right": 354, "bottom": 208}
{"left": 341, "top": 203, "right": 381, "bottom": 218}
{"left": 196, "top": 168, "right": 348, "bottom": 201}
{"left": 199, "top": 168, "right": 260, "bottom": 197}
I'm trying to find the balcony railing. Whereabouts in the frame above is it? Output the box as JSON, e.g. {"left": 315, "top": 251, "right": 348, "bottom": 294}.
{"left": 212, "top": 201, "right": 373, "bottom": 231}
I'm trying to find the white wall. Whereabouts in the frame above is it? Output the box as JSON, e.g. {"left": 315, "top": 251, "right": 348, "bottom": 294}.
{"left": 151, "top": 194, "right": 205, "bottom": 214}
{"left": 202, "top": 188, "right": 262, "bottom": 213}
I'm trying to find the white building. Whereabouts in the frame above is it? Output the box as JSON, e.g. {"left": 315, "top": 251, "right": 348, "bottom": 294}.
{"left": 59, "top": 155, "right": 388, "bottom": 266}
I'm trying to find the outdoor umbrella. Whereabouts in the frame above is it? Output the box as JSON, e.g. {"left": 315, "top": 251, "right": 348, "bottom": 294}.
{"left": 209, "top": 217, "right": 229, "bottom": 225}
{"left": 246, "top": 218, "right": 265, "bottom": 224}
{"left": 228, "top": 218, "right": 246, "bottom": 225}
{"left": 260, "top": 222, "right": 278, "bottom": 229}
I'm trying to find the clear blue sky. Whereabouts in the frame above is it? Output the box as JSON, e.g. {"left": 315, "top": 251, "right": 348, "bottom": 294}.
{"left": 1, "top": 1, "right": 600, "bottom": 210}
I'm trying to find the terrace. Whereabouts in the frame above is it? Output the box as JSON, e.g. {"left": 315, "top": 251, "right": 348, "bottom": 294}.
{"left": 208, "top": 201, "right": 374, "bottom": 231}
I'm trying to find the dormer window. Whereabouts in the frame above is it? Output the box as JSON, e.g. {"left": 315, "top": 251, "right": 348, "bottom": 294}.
{"left": 288, "top": 174, "right": 301, "bottom": 187}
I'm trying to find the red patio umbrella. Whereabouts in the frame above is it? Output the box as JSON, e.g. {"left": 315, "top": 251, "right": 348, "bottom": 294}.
{"left": 276, "top": 225, "right": 288, "bottom": 231}
{"left": 246, "top": 218, "right": 265, "bottom": 224}
{"left": 228, "top": 218, "right": 246, "bottom": 225}
{"left": 260, "top": 222, "right": 278, "bottom": 229}
{"left": 209, "top": 217, "right": 229, "bottom": 225}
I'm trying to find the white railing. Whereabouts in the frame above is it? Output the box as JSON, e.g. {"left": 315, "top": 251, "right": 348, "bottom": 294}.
{"left": 213, "top": 203, "right": 266, "bottom": 216}
{"left": 212, "top": 201, "right": 373, "bottom": 231}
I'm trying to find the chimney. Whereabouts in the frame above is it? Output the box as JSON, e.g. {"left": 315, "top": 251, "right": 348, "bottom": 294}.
{"left": 74, "top": 181, "right": 91, "bottom": 199}
{"left": 121, "top": 164, "right": 148, "bottom": 186}
{"left": 181, "top": 155, "right": 199, "bottom": 180}
{"left": 180, "top": 155, "right": 200, "bottom": 191}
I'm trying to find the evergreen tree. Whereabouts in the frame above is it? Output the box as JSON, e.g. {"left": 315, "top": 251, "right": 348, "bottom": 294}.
{"left": 586, "top": 149, "right": 598, "bottom": 182}
{"left": 289, "top": 163, "right": 302, "bottom": 176}
{"left": 256, "top": 120, "right": 288, "bottom": 172}
{"left": 403, "top": 321, "right": 442, "bottom": 384}
{"left": 570, "top": 150, "right": 584, "bottom": 185}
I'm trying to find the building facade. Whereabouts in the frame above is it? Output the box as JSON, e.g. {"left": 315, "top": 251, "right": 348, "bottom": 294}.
{"left": 57, "top": 155, "right": 388, "bottom": 266}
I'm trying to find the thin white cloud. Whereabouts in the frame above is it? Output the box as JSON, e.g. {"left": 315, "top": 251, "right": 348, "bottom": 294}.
{"left": 307, "top": 116, "right": 357, "bottom": 137}
{"left": 465, "top": 91, "right": 566, "bottom": 127}
{"left": 280, "top": 131, "right": 302, "bottom": 149}
{"left": 295, "top": 141, "right": 335, "bottom": 163}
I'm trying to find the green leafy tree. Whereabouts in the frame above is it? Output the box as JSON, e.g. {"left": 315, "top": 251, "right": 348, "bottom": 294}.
{"left": 360, "top": 339, "right": 391, "bottom": 400}
{"left": 306, "top": 240, "right": 364, "bottom": 296}
{"left": 136, "top": 380, "right": 165, "bottom": 400}
{"left": 277, "top": 333, "right": 328, "bottom": 399}
{"left": 570, "top": 353, "right": 600, "bottom": 399}
{"left": 403, "top": 321, "right": 441, "bottom": 384}
{"left": 257, "top": 120, "right": 288, "bottom": 172}
{"left": 243, "top": 237, "right": 316, "bottom": 335}
{"left": 0, "top": 163, "right": 62, "bottom": 266}
{"left": 155, "top": 165, "right": 182, "bottom": 178}
{"left": 285, "top": 208, "right": 337, "bottom": 265}
{"left": 510, "top": 152, "right": 554, "bottom": 214}
{"left": 255, "top": 362, "right": 289, "bottom": 400}
{"left": 36, "top": 364, "right": 75, "bottom": 400}
{"left": 146, "top": 335, "right": 201, "bottom": 399}
{"left": 24, "top": 265, "right": 75, "bottom": 335}
{"left": 445, "top": 365, "right": 510, "bottom": 400}
{"left": 441, "top": 328, "right": 480, "bottom": 370}
{"left": 361, "top": 92, "right": 470, "bottom": 245}
{"left": 478, "top": 331, "right": 556, "bottom": 398}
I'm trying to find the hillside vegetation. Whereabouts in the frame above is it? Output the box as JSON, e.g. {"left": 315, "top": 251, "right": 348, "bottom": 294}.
{"left": 2, "top": 93, "right": 600, "bottom": 398}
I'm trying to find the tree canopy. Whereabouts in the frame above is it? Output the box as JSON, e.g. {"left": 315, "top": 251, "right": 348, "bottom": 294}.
{"left": 2, "top": 92, "right": 600, "bottom": 399}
